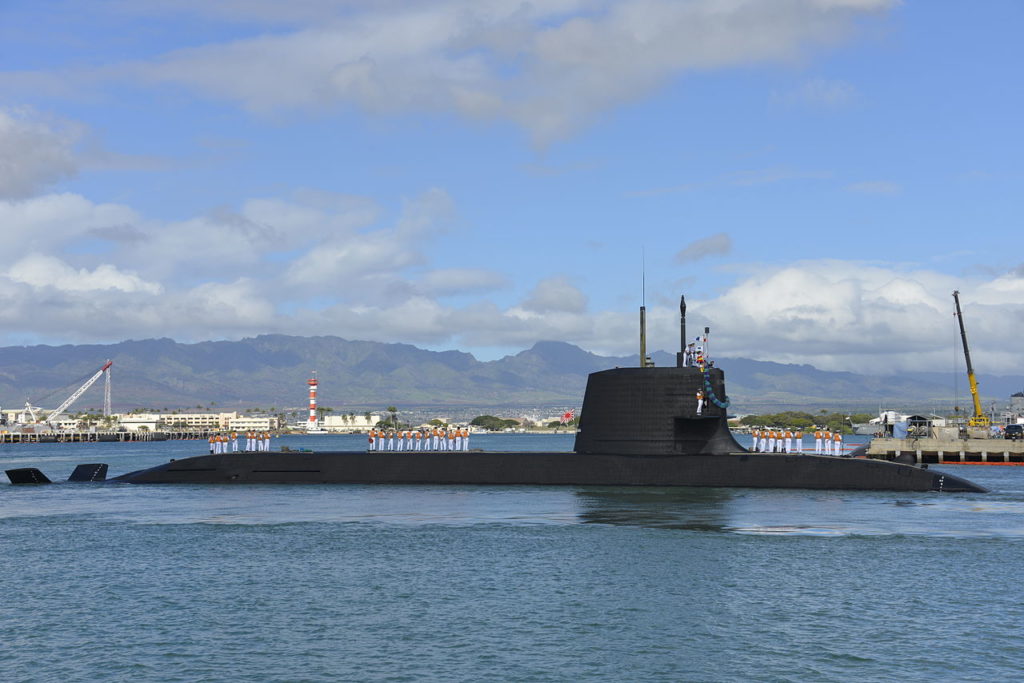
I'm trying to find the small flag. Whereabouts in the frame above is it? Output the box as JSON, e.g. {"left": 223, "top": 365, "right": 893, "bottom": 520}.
{"left": 560, "top": 409, "right": 575, "bottom": 425}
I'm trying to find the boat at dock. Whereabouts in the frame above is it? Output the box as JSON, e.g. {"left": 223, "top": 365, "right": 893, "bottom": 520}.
{"left": 1, "top": 428, "right": 219, "bottom": 444}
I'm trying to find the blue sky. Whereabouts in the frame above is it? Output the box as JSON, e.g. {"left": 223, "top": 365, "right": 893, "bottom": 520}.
{"left": 1, "top": 0, "right": 1021, "bottom": 374}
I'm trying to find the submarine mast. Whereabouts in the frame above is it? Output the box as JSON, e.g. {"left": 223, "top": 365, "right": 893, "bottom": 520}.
{"left": 640, "top": 305, "right": 650, "bottom": 367}
{"left": 639, "top": 262, "right": 651, "bottom": 367}
{"left": 676, "top": 295, "right": 686, "bottom": 367}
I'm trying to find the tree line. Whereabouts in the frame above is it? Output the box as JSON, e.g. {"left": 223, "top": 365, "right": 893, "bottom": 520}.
{"left": 736, "top": 411, "right": 875, "bottom": 434}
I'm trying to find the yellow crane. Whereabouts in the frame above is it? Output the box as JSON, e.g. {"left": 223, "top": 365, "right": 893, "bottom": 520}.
{"left": 952, "top": 291, "right": 990, "bottom": 427}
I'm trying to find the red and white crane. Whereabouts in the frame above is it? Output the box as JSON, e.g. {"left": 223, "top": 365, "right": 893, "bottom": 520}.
{"left": 45, "top": 360, "right": 113, "bottom": 427}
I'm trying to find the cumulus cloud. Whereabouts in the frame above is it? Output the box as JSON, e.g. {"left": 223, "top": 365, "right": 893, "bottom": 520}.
{"left": 0, "top": 193, "right": 142, "bottom": 254}
{"left": 0, "top": 187, "right": 464, "bottom": 343}
{"left": 0, "top": 273, "right": 274, "bottom": 342}
{"left": 5, "top": 0, "right": 896, "bottom": 144}
{"left": 675, "top": 233, "right": 732, "bottom": 264}
{"left": 0, "top": 107, "right": 80, "bottom": 198}
{"left": 280, "top": 187, "right": 456, "bottom": 300}
{"left": 417, "top": 268, "right": 509, "bottom": 297}
{"left": 690, "top": 260, "right": 1024, "bottom": 373}
{"left": 519, "top": 276, "right": 588, "bottom": 314}
{"left": 5, "top": 253, "right": 162, "bottom": 294}
{"left": 3, "top": 186, "right": 1021, "bottom": 374}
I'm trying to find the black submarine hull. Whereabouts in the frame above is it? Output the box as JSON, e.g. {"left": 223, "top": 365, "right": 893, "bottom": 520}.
{"left": 7, "top": 301, "right": 987, "bottom": 493}
{"left": 111, "top": 450, "right": 985, "bottom": 492}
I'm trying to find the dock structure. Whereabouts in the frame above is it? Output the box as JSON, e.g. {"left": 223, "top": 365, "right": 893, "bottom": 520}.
{"left": 0, "top": 429, "right": 219, "bottom": 444}
{"left": 867, "top": 437, "right": 1024, "bottom": 465}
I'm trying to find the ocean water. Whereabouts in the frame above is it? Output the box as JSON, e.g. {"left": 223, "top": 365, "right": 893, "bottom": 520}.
{"left": 3, "top": 433, "right": 1023, "bottom": 682}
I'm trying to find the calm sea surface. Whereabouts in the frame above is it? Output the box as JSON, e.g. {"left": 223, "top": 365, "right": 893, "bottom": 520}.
{"left": 3, "top": 433, "right": 1023, "bottom": 682}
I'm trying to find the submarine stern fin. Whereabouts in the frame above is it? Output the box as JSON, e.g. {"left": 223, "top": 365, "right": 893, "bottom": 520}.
{"left": 5, "top": 468, "right": 53, "bottom": 485}
{"left": 68, "top": 464, "right": 108, "bottom": 482}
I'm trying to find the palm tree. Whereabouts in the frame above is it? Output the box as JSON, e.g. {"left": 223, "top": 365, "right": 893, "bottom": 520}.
{"left": 387, "top": 406, "right": 398, "bottom": 429}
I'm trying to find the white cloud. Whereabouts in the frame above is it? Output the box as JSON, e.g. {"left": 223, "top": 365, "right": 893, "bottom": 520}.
{"left": 5, "top": 253, "right": 162, "bottom": 294}
{"left": 676, "top": 233, "right": 732, "bottom": 264}
{"left": 7, "top": 0, "right": 896, "bottom": 144}
{"left": 417, "top": 268, "right": 509, "bottom": 296}
{"left": 0, "top": 192, "right": 142, "bottom": 253}
{"left": 4, "top": 187, "right": 1021, "bottom": 375}
{"left": 0, "top": 108, "right": 80, "bottom": 199}
{"left": 689, "top": 260, "right": 1023, "bottom": 373}
{"left": 519, "top": 276, "right": 587, "bottom": 314}
{"left": 280, "top": 188, "right": 456, "bottom": 299}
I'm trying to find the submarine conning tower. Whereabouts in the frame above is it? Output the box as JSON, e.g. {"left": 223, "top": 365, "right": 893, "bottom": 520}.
{"left": 573, "top": 293, "right": 744, "bottom": 456}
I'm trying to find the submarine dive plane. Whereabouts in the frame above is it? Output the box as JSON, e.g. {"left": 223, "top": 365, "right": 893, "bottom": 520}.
{"left": 6, "top": 295, "right": 986, "bottom": 492}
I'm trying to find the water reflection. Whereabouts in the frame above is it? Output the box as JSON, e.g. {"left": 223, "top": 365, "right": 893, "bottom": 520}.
{"left": 575, "top": 487, "right": 735, "bottom": 531}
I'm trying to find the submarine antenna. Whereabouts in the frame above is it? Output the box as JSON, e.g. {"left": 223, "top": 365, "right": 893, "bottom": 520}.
{"left": 640, "top": 250, "right": 648, "bottom": 367}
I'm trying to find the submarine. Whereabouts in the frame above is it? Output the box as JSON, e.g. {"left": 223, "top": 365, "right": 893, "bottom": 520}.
{"left": 6, "top": 295, "right": 986, "bottom": 492}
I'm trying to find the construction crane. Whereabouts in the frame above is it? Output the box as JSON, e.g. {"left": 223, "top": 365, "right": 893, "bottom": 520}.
{"left": 952, "top": 291, "right": 990, "bottom": 427}
{"left": 45, "top": 360, "right": 113, "bottom": 427}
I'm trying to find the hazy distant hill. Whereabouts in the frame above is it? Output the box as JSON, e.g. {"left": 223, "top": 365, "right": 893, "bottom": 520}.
{"left": 0, "top": 336, "right": 1020, "bottom": 414}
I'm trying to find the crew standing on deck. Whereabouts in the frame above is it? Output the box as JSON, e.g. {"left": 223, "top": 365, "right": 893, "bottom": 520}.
{"left": 823, "top": 429, "right": 832, "bottom": 455}
{"left": 814, "top": 427, "right": 823, "bottom": 455}
{"left": 833, "top": 431, "right": 843, "bottom": 456}
{"left": 795, "top": 429, "right": 803, "bottom": 454}
{"left": 696, "top": 390, "right": 705, "bottom": 416}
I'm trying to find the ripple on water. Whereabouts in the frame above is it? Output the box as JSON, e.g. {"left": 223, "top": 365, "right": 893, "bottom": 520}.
{"left": 4, "top": 447, "right": 1024, "bottom": 680}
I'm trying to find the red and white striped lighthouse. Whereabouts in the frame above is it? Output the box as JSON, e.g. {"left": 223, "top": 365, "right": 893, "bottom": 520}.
{"left": 307, "top": 371, "right": 319, "bottom": 429}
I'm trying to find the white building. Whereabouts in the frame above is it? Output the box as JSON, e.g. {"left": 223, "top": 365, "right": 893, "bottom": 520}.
{"left": 116, "top": 412, "right": 240, "bottom": 430}
{"left": 228, "top": 416, "right": 282, "bottom": 431}
{"left": 319, "top": 413, "right": 380, "bottom": 432}
{"left": 118, "top": 416, "right": 163, "bottom": 432}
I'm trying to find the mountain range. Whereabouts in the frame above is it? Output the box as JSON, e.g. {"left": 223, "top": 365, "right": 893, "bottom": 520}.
{"left": 1, "top": 336, "right": 1021, "bottom": 415}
